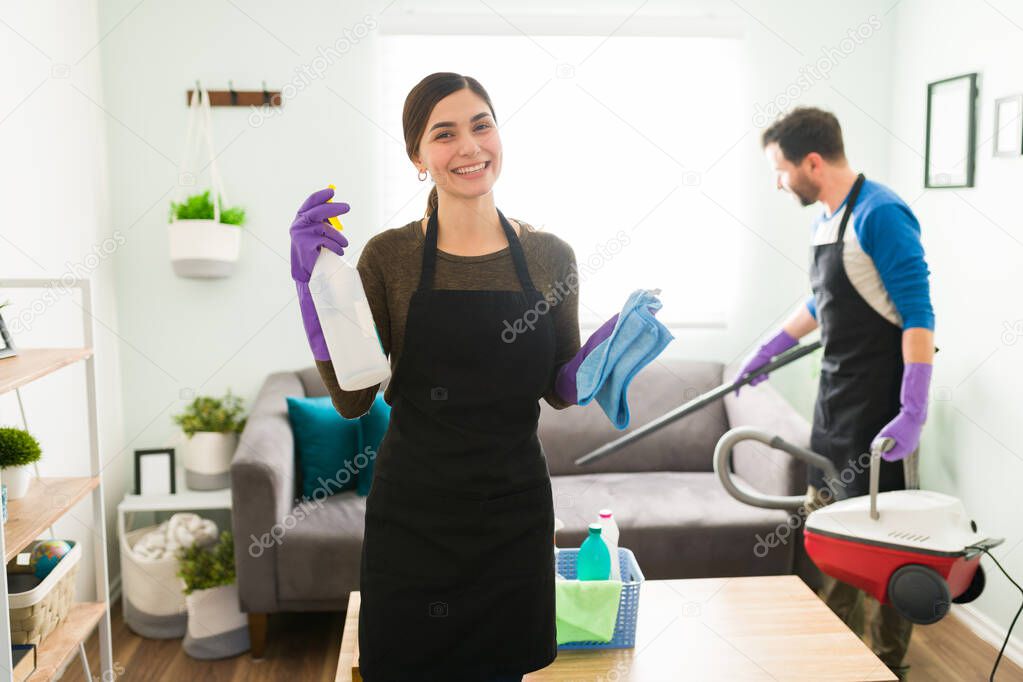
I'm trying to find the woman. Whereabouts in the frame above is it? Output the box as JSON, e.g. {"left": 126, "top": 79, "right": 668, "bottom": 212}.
{"left": 289, "top": 72, "right": 620, "bottom": 681}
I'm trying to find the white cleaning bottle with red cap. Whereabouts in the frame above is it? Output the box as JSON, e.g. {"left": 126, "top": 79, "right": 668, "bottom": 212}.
{"left": 308, "top": 187, "right": 391, "bottom": 390}
{"left": 598, "top": 509, "right": 621, "bottom": 581}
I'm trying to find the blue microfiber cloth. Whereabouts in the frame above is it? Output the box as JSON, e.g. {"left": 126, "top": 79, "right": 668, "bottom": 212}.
{"left": 576, "top": 288, "right": 674, "bottom": 429}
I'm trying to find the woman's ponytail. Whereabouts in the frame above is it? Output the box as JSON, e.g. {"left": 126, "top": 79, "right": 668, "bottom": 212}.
{"left": 425, "top": 185, "right": 439, "bottom": 218}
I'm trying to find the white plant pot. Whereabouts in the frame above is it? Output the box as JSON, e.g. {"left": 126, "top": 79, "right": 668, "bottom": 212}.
{"left": 182, "top": 432, "right": 237, "bottom": 491}
{"left": 2, "top": 464, "right": 34, "bottom": 500}
{"left": 169, "top": 219, "right": 241, "bottom": 279}
{"left": 182, "top": 582, "right": 249, "bottom": 659}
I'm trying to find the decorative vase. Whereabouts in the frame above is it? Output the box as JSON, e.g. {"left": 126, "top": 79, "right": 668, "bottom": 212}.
{"left": 182, "top": 432, "right": 237, "bottom": 491}
{"left": 3, "top": 464, "right": 34, "bottom": 500}
{"left": 182, "top": 582, "right": 249, "bottom": 659}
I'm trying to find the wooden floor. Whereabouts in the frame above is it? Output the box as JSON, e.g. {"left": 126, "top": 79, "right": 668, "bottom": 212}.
{"left": 61, "top": 596, "right": 1022, "bottom": 681}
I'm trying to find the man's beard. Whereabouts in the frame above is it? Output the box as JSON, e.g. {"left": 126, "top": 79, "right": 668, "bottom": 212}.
{"left": 790, "top": 179, "right": 819, "bottom": 207}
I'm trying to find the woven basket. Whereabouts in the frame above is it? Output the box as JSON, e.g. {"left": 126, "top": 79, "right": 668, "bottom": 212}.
{"left": 8, "top": 541, "right": 82, "bottom": 646}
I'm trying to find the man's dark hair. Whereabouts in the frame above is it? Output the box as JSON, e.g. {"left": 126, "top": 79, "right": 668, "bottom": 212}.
{"left": 761, "top": 107, "right": 845, "bottom": 163}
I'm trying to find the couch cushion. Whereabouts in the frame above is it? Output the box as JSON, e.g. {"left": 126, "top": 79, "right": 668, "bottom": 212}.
{"left": 551, "top": 471, "right": 796, "bottom": 580}
{"left": 722, "top": 358, "right": 811, "bottom": 498}
{"left": 540, "top": 359, "right": 729, "bottom": 475}
{"left": 276, "top": 490, "right": 366, "bottom": 603}
{"left": 286, "top": 395, "right": 361, "bottom": 498}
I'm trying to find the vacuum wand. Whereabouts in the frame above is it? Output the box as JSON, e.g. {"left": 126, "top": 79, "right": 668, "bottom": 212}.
{"left": 574, "top": 340, "right": 822, "bottom": 467}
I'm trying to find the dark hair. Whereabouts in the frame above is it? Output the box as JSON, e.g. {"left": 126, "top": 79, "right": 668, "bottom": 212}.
{"left": 761, "top": 107, "right": 845, "bottom": 163}
{"left": 402, "top": 72, "right": 497, "bottom": 217}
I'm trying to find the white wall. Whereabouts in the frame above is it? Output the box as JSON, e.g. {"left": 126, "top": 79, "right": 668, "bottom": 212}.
{"left": 0, "top": 2, "right": 125, "bottom": 604}
{"left": 885, "top": 0, "right": 1023, "bottom": 652}
{"left": 94, "top": 0, "right": 898, "bottom": 485}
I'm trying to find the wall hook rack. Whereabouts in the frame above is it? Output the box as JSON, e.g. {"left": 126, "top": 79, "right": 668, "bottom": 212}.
{"left": 186, "top": 81, "right": 282, "bottom": 107}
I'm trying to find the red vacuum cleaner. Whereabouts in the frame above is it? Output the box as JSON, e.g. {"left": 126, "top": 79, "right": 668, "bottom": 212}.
{"left": 576, "top": 342, "right": 1021, "bottom": 680}
{"left": 713, "top": 428, "right": 1001, "bottom": 625}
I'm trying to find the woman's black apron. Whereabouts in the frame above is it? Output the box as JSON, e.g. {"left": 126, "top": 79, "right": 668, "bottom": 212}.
{"left": 358, "top": 208, "right": 558, "bottom": 681}
{"left": 809, "top": 173, "right": 906, "bottom": 498}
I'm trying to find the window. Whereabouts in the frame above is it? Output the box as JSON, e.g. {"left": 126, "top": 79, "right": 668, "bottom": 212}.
{"left": 376, "top": 21, "right": 744, "bottom": 328}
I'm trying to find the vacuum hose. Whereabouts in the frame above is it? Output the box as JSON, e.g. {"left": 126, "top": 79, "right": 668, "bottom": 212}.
{"left": 712, "top": 427, "right": 841, "bottom": 510}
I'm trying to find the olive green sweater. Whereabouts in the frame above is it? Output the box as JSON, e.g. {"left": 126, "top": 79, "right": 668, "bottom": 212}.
{"left": 316, "top": 217, "right": 581, "bottom": 419}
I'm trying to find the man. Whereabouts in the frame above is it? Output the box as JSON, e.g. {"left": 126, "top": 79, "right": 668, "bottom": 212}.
{"left": 735, "top": 106, "right": 934, "bottom": 680}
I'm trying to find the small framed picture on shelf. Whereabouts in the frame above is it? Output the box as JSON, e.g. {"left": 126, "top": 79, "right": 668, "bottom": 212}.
{"left": 993, "top": 94, "right": 1023, "bottom": 158}
{"left": 134, "top": 448, "right": 176, "bottom": 495}
{"left": 0, "top": 303, "right": 17, "bottom": 360}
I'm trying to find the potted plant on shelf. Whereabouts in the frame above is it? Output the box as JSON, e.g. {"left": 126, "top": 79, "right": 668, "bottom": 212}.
{"left": 172, "top": 390, "right": 246, "bottom": 491}
{"left": 177, "top": 531, "right": 249, "bottom": 659}
{"left": 168, "top": 190, "right": 246, "bottom": 279}
{"left": 0, "top": 426, "right": 41, "bottom": 499}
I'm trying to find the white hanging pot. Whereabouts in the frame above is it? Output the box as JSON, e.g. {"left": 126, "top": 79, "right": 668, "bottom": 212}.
{"left": 182, "top": 582, "right": 249, "bottom": 659}
{"left": 169, "top": 220, "right": 241, "bottom": 278}
{"left": 182, "top": 432, "right": 237, "bottom": 491}
{"left": 170, "top": 87, "right": 242, "bottom": 280}
{"left": 2, "top": 464, "right": 34, "bottom": 500}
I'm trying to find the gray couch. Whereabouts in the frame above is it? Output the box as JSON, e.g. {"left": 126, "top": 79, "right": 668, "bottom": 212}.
{"left": 231, "top": 358, "right": 810, "bottom": 656}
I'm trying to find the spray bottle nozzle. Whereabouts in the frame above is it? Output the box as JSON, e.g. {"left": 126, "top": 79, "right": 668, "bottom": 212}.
{"left": 326, "top": 184, "right": 344, "bottom": 232}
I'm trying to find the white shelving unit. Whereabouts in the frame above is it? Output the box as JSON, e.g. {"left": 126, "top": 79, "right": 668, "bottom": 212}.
{"left": 0, "top": 278, "right": 114, "bottom": 680}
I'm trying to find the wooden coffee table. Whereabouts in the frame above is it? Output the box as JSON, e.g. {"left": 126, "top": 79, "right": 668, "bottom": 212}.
{"left": 336, "top": 575, "right": 897, "bottom": 681}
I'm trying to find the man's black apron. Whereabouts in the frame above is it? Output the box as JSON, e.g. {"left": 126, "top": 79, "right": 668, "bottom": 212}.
{"left": 809, "top": 173, "right": 906, "bottom": 498}
{"left": 358, "top": 208, "right": 558, "bottom": 681}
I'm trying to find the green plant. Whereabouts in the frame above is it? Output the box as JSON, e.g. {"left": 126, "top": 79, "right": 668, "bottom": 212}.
{"left": 0, "top": 427, "right": 42, "bottom": 468}
{"left": 172, "top": 390, "right": 247, "bottom": 437}
{"left": 176, "top": 531, "right": 236, "bottom": 595}
{"left": 169, "top": 190, "right": 246, "bottom": 226}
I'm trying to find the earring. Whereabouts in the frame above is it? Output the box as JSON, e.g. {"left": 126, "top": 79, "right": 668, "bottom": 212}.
{"left": 418, "top": 169, "right": 428, "bottom": 182}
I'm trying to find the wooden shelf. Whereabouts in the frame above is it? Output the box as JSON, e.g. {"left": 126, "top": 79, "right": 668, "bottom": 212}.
{"left": 26, "top": 602, "right": 106, "bottom": 681}
{"left": 0, "top": 348, "right": 93, "bottom": 396}
{"left": 5, "top": 478, "right": 100, "bottom": 563}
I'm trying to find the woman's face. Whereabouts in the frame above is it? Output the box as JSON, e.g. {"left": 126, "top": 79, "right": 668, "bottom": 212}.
{"left": 415, "top": 88, "right": 501, "bottom": 201}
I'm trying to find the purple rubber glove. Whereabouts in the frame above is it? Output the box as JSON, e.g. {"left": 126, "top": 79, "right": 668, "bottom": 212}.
{"left": 554, "top": 305, "right": 660, "bottom": 404}
{"left": 555, "top": 313, "right": 620, "bottom": 404}
{"left": 290, "top": 187, "right": 351, "bottom": 361}
{"left": 732, "top": 329, "right": 798, "bottom": 396}
{"left": 872, "top": 362, "right": 932, "bottom": 462}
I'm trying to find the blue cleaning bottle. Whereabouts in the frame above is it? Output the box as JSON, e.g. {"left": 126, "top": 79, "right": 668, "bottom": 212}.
{"left": 577, "top": 523, "right": 611, "bottom": 580}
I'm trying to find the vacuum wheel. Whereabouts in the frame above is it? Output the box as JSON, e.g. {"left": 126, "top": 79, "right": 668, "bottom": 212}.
{"left": 952, "top": 564, "right": 986, "bottom": 605}
{"left": 888, "top": 564, "right": 951, "bottom": 625}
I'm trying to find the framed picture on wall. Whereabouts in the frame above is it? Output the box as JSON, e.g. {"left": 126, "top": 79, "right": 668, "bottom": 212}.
{"left": 924, "top": 72, "right": 978, "bottom": 188}
{"left": 993, "top": 95, "right": 1023, "bottom": 158}
{"left": 0, "top": 305, "right": 16, "bottom": 360}
{"left": 134, "top": 448, "right": 176, "bottom": 495}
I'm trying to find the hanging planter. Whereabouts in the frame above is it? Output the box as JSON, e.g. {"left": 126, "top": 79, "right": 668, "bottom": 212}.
{"left": 168, "top": 191, "right": 246, "bottom": 279}
{"left": 169, "top": 87, "right": 246, "bottom": 279}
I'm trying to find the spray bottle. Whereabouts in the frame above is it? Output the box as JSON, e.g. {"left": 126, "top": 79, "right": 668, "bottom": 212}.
{"left": 308, "top": 185, "right": 391, "bottom": 390}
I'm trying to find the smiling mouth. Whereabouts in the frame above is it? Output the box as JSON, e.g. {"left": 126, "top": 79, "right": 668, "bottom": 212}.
{"left": 451, "top": 160, "right": 490, "bottom": 176}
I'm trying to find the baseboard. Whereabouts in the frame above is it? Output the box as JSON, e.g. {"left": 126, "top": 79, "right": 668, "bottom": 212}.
{"left": 951, "top": 603, "right": 1023, "bottom": 669}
